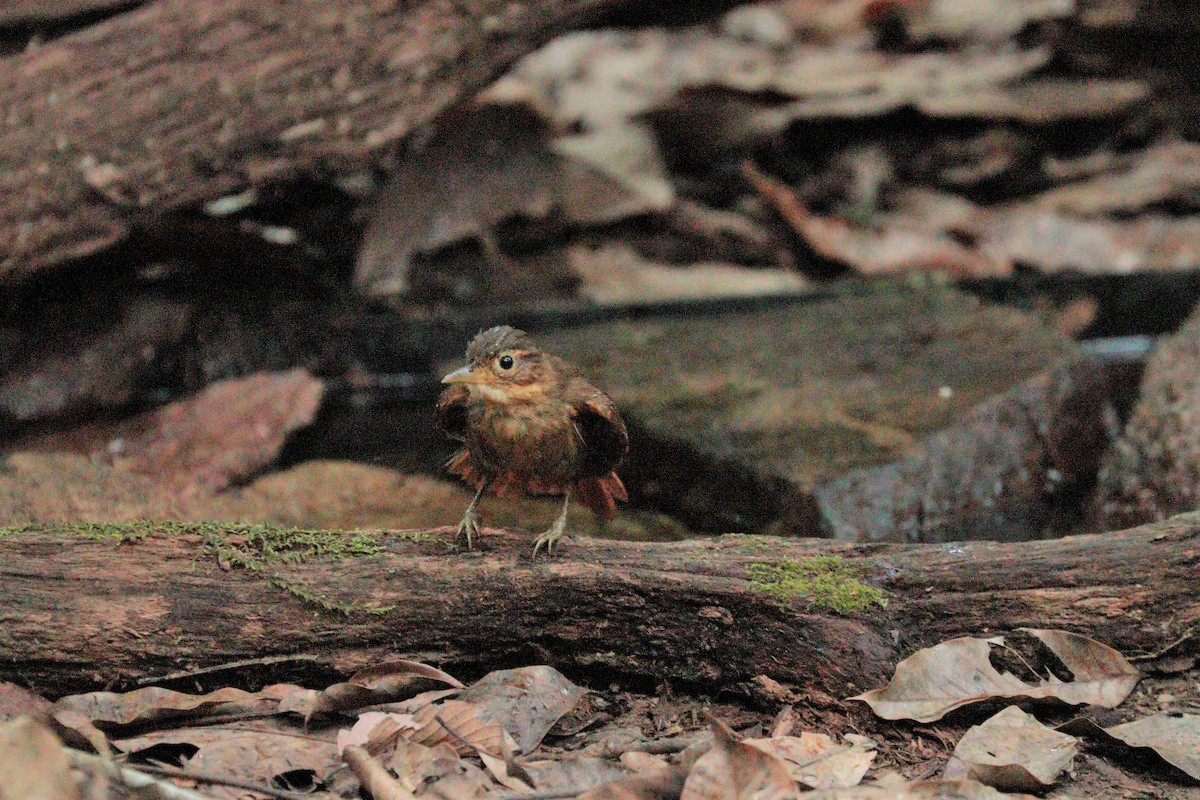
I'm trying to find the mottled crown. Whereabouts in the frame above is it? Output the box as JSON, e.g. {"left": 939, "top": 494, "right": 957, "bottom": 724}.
{"left": 466, "top": 325, "right": 536, "bottom": 362}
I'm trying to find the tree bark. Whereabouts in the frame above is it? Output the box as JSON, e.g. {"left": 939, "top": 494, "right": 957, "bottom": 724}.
{"left": 0, "top": 0, "right": 626, "bottom": 280}
{"left": 1, "top": 514, "right": 1196, "bottom": 697}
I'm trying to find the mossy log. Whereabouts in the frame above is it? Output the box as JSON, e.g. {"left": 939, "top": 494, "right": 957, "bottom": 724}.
{"left": 0, "top": 0, "right": 629, "bottom": 279}
{"left": 1, "top": 514, "right": 1196, "bottom": 698}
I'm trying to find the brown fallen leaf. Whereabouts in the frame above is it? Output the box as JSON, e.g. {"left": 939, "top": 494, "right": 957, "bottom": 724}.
{"left": 338, "top": 711, "right": 418, "bottom": 756}
{"left": 118, "top": 725, "right": 341, "bottom": 792}
{"left": 580, "top": 764, "right": 689, "bottom": 800}
{"left": 54, "top": 683, "right": 305, "bottom": 730}
{"left": 1065, "top": 713, "right": 1200, "bottom": 783}
{"left": 742, "top": 162, "right": 1004, "bottom": 278}
{"left": 943, "top": 706, "right": 1077, "bottom": 791}
{"left": 799, "top": 776, "right": 1038, "bottom": 799}
{"left": 458, "top": 665, "right": 586, "bottom": 754}
{"left": 681, "top": 719, "right": 798, "bottom": 800}
{"left": 410, "top": 699, "right": 509, "bottom": 758}
{"left": 346, "top": 743, "right": 419, "bottom": 800}
{"left": 851, "top": 632, "right": 1139, "bottom": 722}
{"left": 523, "top": 757, "right": 630, "bottom": 794}
{"left": 304, "top": 660, "right": 465, "bottom": 720}
{"left": 0, "top": 717, "right": 80, "bottom": 800}
{"left": 1033, "top": 140, "right": 1200, "bottom": 215}
{"left": 745, "top": 732, "right": 875, "bottom": 790}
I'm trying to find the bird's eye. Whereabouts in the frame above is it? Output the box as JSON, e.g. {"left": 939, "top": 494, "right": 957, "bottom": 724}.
{"left": 498, "top": 355, "right": 514, "bottom": 370}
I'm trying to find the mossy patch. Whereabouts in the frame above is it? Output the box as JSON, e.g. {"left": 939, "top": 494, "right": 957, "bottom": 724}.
{"left": 0, "top": 521, "right": 398, "bottom": 616}
{"left": 0, "top": 520, "right": 182, "bottom": 542}
{"left": 746, "top": 555, "right": 887, "bottom": 614}
{"left": 200, "top": 524, "right": 395, "bottom": 616}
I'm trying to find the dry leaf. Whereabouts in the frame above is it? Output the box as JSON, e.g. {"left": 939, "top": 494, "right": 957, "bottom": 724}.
{"left": 1033, "top": 140, "right": 1200, "bottom": 215}
{"left": 943, "top": 706, "right": 1077, "bottom": 791}
{"left": 308, "top": 660, "right": 465, "bottom": 719}
{"left": 410, "top": 699, "right": 508, "bottom": 757}
{"left": 0, "top": 682, "right": 51, "bottom": 722}
{"left": 851, "top": 632, "right": 1139, "bottom": 722}
{"left": 569, "top": 243, "right": 805, "bottom": 305}
{"left": 1076, "top": 713, "right": 1200, "bottom": 783}
{"left": 345, "top": 744, "right": 419, "bottom": 800}
{"left": 458, "top": 666, "right": 586, "bottom": 755}
{"left": 745, "top": 732, "right": 875, "bottom": 790}
{"left": 580, "top": 765, "right": 689, "bottom": 800}
{"left": 389, "top": 737, "right": 493, "bottom": 800}
{"left": 524, "top": 757, "right": 629, "bottom": 794}
{"left": 54, "top": 683, "right": 304, "bottom": 729}
{"left": 622, "top": 751, "right": 671, "bottom": 773}
{"left": 681, "top": 720, "right": 798, "bottom": 800}
{"left": 119, "top": 726, "right": 341, "bottom": 791}
{"left": 0, "top": 717, "right": 80, "bottom": 800}
{"left": 337, "top": 711, "right": 418, "bottom": 755}
{"left": 799, "top": 776, "right": 1037, "bottom": 799}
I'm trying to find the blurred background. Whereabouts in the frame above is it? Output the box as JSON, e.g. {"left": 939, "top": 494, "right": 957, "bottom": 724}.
{"left": 2, "top": 0, "right": 1199, "bottom": 544}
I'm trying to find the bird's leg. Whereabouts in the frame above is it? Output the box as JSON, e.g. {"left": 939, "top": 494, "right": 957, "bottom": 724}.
{"left": 533, "top": 491, "right": 571, "bottom": 558}
{"left": 456, "top": 481, "right": 489, "bottom": 550}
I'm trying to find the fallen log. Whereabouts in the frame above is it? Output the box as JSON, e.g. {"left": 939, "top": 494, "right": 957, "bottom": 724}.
{"left": 0, "top": 0, "right": 628, "bottom": 279}
{"left": 1, "top": 514, "right": 1196, "bottom": 698}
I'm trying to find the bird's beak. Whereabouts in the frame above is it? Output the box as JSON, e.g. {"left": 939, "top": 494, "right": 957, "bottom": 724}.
{"left": 441, "top": 364, "right": 480, "bottom": 384}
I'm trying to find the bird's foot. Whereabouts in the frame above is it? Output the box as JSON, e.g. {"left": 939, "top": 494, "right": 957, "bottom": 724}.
{"left": 455, "top": 508, "right": 482, "bottom": 550}
{"left": 532, "top": 516, "right": 570, "bottom": 559}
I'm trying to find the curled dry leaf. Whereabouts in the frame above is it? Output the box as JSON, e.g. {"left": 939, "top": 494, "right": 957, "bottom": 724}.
{"left": 458, "top": 665, "right": 586, "bottom": 754}
{"left": 0, "top": 717, "right": 80, "bottom": 800}
{"left": 745, "top": 732, "right": 875, "bottom": 790}
{"left": 943, "top": 706, "right": 1077, "bottom": 791}
{"left": 54, "top": 683, "right": 305, "bottom": 729}
{"left": 851, "top": 631, "right": 1139, "bottom": 722}
{"left": 307, "top": 660, "right": 465, "bottom": 720}
{"left": 681, "top": 721, "right": 798, "bottom": 800}
{"left": 1068, "top": 713, "right": 1200, "bottom": 783}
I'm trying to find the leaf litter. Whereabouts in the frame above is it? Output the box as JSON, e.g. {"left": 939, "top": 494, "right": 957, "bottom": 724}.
{"left": 10, "top": 627, "right": 1198, "bottom": 800}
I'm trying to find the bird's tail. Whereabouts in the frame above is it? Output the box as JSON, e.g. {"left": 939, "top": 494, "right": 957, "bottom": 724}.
{"left": 575, "top": 472, "right": 628, "bottom": 520}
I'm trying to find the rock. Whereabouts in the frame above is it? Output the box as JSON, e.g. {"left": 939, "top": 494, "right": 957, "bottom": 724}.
{"left": 816, "top": 359, "right": 1122, "bottom": 542}
{"left": 1096, "top": 305, "right": 1200, "bottom": 527}
{"left": 538, "top": 283, "right": 1077, "bottom": 536}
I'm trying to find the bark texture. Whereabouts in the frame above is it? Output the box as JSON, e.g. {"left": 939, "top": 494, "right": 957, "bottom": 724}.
{"left": 0, "top": 0, "right": 623, "bottom": 278}
{"left": 1, "top": 514, "right": 1196, "bottom": 697}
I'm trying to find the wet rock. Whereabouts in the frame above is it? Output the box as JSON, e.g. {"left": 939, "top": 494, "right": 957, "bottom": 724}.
{"left": 1096, "top": 305, "right": 1200, "bottom": 527}
{"left": 816, "top": 360, "right": 1122, "bottom": 542}
{"left": 538, "top": 283, "right": 1078, "bottom": 536}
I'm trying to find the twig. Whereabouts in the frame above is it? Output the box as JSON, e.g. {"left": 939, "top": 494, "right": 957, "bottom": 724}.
{"left": 66, "top": 750, "right": 216, "bottom": 800}
{"left": 139, "top": 760, "right": 314, "bottom": 800}
{"left": 136, "top": 654, "right": 322, "bottom": 686}
{"left": 495, "top": 791, "right": 582, "bottom": 800}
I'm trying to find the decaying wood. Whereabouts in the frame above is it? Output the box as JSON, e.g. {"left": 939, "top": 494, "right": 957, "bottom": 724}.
{"left": 0, "top": 0, "right": 627, "bottom": 279}
{"left": 1, "top": 514, "right": 1196, "bottom": 697}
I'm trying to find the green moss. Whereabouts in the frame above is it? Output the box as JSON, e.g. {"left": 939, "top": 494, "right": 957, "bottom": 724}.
{"left": 200, "top": 524, "right": 395, "bottom": 616}
{"left": 0, "top": 521, "right": 397, "bottom": 616}
{"left": 746, "top": 555, "right": 887, "bottom": 614}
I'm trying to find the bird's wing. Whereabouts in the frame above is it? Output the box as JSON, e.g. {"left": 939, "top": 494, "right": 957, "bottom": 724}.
{"left": 435, "top": 383, "right": 470, "bottom": 441}
{"left": 568, "top": 379, "right": 629, "bottom": 476}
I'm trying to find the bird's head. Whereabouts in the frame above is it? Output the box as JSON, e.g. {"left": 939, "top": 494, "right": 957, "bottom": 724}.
{"left": 441, "top": 326, "right": 548, "bottom": 396}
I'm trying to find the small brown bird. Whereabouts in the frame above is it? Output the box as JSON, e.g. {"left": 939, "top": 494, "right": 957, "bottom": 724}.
{"left": 436, "top": 326, "right": 629, "bottom": 556}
